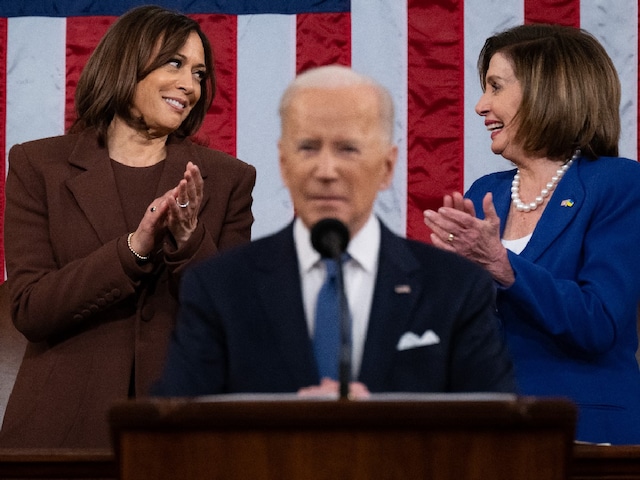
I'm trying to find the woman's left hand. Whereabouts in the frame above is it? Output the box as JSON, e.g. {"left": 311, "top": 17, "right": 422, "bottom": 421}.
{"left": 423, "top": 191, "right": 515, "bottom": 286}
{"left": 164, "top": 161, "right": 204, "bottom": 248}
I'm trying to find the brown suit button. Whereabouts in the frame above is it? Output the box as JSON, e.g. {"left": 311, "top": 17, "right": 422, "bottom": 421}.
{"left": 81, "top": 309, "right": 91, "bottom": 318}
{"left": 141, "top": 304, "right": 155, "bottom": 321}
{"left": 97, "top": 298, "right": 107, "bottom": 307}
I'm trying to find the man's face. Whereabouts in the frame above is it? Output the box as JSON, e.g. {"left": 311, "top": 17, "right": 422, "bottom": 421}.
{"left": 278, "top": 85, "right": 397, "bottom": 237}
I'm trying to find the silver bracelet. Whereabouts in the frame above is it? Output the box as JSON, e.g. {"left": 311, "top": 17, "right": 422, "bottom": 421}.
{"left": 127, "top": 232, "right": 150, "bottom": 262}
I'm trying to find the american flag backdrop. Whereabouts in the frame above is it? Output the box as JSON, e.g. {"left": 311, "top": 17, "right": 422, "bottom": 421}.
{"left": 0, "top": 0, "right": 638, "bottom": 275}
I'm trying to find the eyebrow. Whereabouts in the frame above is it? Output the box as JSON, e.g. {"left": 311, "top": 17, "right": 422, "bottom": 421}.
{"left": 175, "top": 52, "right": 207, "bottom": 70}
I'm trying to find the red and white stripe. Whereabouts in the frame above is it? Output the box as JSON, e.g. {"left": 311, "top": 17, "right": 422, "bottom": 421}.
{"left": 0, "top": 0, "right": 637, "bottom": 273}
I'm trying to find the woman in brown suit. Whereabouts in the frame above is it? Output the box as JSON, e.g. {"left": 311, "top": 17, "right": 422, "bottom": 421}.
{"left": 0, "top": 6, "right": 255, "bottom": 448}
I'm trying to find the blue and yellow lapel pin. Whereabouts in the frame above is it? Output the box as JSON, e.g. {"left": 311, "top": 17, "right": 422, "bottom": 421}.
{"left": 560, "top": 199, "right": 574, "bottom": 207}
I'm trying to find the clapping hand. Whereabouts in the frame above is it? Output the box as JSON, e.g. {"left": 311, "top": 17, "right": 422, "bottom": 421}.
{"left": 128, "top": 162, "right": 204, "bottom": 257}
{"left": 423, "top": 192, "right": 514, "bottom": 286}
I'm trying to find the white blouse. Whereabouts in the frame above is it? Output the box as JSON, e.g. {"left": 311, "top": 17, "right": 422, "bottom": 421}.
{"left": 501, "top": 233, "right": 532, "bottom": 255}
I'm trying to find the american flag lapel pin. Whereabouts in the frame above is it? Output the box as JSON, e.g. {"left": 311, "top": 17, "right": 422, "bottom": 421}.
{"left": 394, "top": 285, "right": 411, "bottom": 294}
{"left": 560, "top": 199, "right": 574, "bottom": 207}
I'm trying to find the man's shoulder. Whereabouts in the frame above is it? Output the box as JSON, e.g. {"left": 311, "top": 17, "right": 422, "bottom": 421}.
{"left": 190, "top": 226, "right": 292, "bottom": 273}
{"left": 380, "top": 225, "right": 490, "bottom": 280}
{"left": 403, "top": 236, "right": 484, "bottom": 271}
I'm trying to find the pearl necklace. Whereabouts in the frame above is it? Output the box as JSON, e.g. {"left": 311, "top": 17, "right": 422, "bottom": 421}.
{"left": 511, "top": 150, "right": 579, "bottom": 213}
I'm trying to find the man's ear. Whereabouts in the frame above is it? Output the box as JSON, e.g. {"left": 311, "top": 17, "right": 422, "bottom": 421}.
{"left": 379, "top": 144, "right": 398, "bottom": 190}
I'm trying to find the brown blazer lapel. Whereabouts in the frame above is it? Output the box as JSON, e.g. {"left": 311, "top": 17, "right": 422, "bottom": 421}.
{"left": 64, "top": 132, "right": 128, "bottom": 244}
{"left": 64, "top": 134, "right": 212, "bottom": 244}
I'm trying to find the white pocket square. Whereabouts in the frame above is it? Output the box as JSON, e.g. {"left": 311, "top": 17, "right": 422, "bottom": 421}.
{"left": 396, "top": 330, "right": 441, "bottom": 351}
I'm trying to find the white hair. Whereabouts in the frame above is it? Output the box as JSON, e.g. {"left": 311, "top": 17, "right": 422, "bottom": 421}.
{"left": 278, "top": 65, "right": 395, "bottom": 142}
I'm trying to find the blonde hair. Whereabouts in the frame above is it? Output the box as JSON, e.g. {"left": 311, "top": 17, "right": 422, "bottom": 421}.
{"left": 478, "top": 23, "right": 620, "bottom": 160}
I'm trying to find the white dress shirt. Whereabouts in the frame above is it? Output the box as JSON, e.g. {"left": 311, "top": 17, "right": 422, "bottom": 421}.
{"left": 294, "top": 215, "right": 380, "bottom": 378}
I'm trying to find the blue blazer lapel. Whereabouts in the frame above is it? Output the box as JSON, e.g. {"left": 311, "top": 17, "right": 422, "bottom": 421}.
{"left": 358, "top": 223, "right": 422, "bottom": 389}
{"left": 492, "top": 176, "right": 513, "bottom": 238}
{"left": 253, "top": 224, "right": 319, "bottom": 387}
{"left": 489, "top": 164, "right": 585, "bottom": 262}
{"left": 522, "top": 164, "right": 585, "bottom": 262}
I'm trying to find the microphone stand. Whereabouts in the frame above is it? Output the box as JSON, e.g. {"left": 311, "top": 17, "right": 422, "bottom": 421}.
{"left": 310, "top": 218, "right": 352, "bottom": 400}
{"left": 335, "top": 255, "right": 351, "bottom": 400}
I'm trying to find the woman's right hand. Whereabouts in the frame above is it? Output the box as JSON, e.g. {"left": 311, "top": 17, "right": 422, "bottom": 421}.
{"left": 128, "top": 195, "right": 173, "bottom": 259}
{"left": 129, "top": 162, "right": 205, "bottom": 258}
{"left": 423, "top": 192, "right": 515, "bottom": 286}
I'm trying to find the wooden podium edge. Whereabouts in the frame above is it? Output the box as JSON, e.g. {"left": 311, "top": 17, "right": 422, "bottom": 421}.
{"left": 109, "top": 395, "right": 577, "bottom": 433}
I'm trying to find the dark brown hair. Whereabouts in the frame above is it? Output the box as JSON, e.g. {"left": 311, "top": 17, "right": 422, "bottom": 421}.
{"left": 478, "top": 23, "right": 620, "bottom": 160}
{"left": 69, "top": 5, "right": 215, "bottom": 145}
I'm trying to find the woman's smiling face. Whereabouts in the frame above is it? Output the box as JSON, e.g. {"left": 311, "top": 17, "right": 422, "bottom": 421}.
{"left": 130, "top": 31, "right": 206, "bottom": 137}
{"left": 475, "top": 52, "right": 524, "bottom": 161}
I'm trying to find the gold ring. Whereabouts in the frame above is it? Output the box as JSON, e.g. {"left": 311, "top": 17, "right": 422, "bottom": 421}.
{"left": 177, "top": 199, "right": 190, "bottom": 208}
{"left": 447, "top": 233, "right": 455, "bottom": 243}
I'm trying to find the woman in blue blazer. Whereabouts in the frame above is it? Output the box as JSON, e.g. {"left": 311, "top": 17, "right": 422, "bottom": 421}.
{"left": 424, "top": 23, "right": 640, "bottom": 444}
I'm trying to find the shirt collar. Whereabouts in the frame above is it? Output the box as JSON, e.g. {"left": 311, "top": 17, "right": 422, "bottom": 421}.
{"left": 294, "top": 215, "right": 380, "bottom": 274}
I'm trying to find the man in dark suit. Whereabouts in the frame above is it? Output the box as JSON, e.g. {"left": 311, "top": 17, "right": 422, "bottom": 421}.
{"left": 153, "top": 65, "right": 516, "bottom": 397}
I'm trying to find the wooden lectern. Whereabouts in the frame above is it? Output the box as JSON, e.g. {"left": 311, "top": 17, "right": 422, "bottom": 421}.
{"left": 109, "top": 394, "right": 576, "bottom": 480}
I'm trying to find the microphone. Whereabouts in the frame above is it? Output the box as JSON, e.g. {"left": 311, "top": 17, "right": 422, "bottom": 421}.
{"left": 311, "top": 218, "right": 349, "bottom": 259}
{"left": 310, "top": 218, "right": 352, "bottom": 400}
